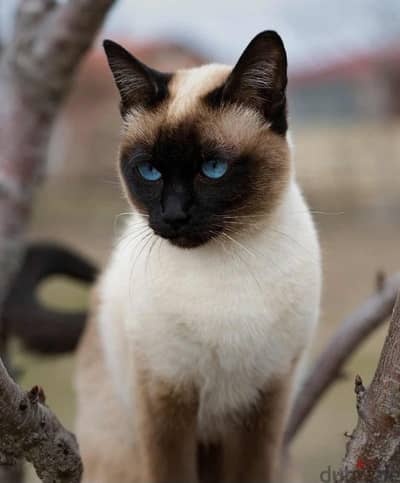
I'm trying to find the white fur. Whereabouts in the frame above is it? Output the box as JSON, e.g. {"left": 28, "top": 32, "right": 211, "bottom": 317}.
{"left": 98, "top": 177, "right": 321, "bottom": 441}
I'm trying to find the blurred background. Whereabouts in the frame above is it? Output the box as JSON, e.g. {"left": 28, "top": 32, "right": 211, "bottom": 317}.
{"left": 2, "top": 0, "right": 400, "bottom": 481}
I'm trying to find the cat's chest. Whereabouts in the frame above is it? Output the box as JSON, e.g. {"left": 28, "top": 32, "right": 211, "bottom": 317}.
{"left": 126, "top": 256, "right": 290, "bottom": 391}
{"left": 127, "top": 274, "right": 294, "bottom": 426}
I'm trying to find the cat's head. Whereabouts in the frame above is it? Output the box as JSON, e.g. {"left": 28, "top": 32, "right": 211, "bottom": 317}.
{"left": 104, "top": 31, "right": 291, "bottom": 248}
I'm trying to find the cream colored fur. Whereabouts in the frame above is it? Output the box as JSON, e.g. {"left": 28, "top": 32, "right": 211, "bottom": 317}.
{"left": 76, "top": 61, "right": 321, "bottom": 482}
{"left": 96, "top": 178, "right": 320, "bottom": 440}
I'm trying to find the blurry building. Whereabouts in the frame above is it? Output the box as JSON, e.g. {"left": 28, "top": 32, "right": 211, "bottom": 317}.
{"left": 47, "top": 36, "right": 400, "bottom": 216}
{"left": 289, "top": 42, "right": 400, "bottom": 122}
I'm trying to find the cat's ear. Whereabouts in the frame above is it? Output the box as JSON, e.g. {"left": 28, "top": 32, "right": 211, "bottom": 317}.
{"left": 222, "top": 31, "right": 288, "bottom": 133}
{"left": 103, "top": 40, "right": 170, "bottom": 116}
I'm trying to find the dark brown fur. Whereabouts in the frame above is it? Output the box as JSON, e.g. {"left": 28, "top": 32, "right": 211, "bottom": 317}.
{"left": 119, "top": 100, "right": 290, "bottom": 241}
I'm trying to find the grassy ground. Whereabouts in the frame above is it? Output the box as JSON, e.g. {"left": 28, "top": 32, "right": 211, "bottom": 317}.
{"left": 16, "top": 169, "right": 400, "bottom": 482}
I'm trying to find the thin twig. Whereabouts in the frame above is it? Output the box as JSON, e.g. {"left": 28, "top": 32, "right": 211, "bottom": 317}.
{"left": 286, "top": 272, "right": 400, "bottom": 443}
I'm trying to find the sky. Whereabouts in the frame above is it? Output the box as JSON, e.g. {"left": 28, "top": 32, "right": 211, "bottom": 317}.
{"left": 104, "top": 0, "right": 400, "bottom": 70}
{"left": 1, "top": 0, "right": 400, "bottom": 72}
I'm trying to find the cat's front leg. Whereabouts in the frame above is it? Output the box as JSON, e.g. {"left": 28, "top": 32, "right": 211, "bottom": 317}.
{"left": 136, "top": 371, "right": 199, "bottom": 483}
{"left": 220, "top": 375, "right": 293, "bottom": 483}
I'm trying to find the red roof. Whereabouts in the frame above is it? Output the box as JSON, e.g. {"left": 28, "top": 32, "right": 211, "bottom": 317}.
{"left": 291, "top": 42, "right": 400, "bottom": 86}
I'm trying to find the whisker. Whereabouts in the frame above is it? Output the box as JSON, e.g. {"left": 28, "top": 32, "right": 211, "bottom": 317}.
{"left": 220, "top": 231, "right": 257, "bottom": 258}
{"left": 114, "top": 212, "right": 135, "bottom": 234}
{"left": 145, "top": 236, "right": 159, "bottom": 280}
{"left": 135, "top": 210, "right": 149, "bottom": 218}
{"left": 268, "top": 227, "right": 319, "bottom": 264}
{"left": 128, "top": 231, "right": 153, "bottom": 299}
{"left": 223, "top": 220, "right": 260, "bottom": 227}
{"left": 293, "top": 210, "right": 345, "bottom": 216}
{"left": 219, "top": 231, "right": 263, "bottom": 292}
{"left": 118, "top": 224, "right": 149, "bottom": 244}
{"left": 224, "top": 226, "right": 289, "bottom": 278}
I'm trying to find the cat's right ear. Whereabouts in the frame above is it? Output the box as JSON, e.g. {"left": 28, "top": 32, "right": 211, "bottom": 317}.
{"left": 219, "top": 31, "right": 288, "bottom": 134}
{"left": 103, "top": 40, "right": 171, "bottom": 116}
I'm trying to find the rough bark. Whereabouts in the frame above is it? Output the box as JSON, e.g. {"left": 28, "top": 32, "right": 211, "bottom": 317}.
{"left": 0, "top": 1, "right": 115, "bottom": 480}
{"left": 0, "top": 465, "right": 24, "bottom": 483}
{"left": 0, "top": 0, "right": 115, "bottom": 312}
{"left": 0, "top": 358, "right": 82, "bottom": 483}
{"left": 285, "top": 272, "right": 400, "bottom": 443}
{"left": 339, "top": 292, "right": 400, "bottom": 481}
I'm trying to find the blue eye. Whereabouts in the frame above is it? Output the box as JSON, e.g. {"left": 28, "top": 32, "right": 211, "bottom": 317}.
{"left": 201, "top": 159, "right": 228, "bottom": 179}
{"left": 137, "top": 162, "right": 162, "bottom": 181}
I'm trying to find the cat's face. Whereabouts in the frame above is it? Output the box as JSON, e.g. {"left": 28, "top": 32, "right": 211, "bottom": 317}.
{"left": 105, "top": 32, "right": 290, "bottom": 248}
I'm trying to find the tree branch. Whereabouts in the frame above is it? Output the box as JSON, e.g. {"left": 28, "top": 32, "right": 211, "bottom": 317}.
{"left": 0, "top": 358, "right": 82, "bottom": 482}
{"left": 3, "top": 242, "right": 97, "bottom": 354}
{"left": 0, "top": 0, "right": 115, "bottom": 309}
{"left": 339, "top": 291, "right": 400, "bottom": 480}
{"left": 286, "top": 272, "right": 400, "bottom": 443}
{"left": 0, "top": 1, "right": 115, "bottom": 480}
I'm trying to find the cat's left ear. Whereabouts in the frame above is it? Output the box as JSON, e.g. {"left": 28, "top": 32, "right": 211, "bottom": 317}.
{"left": 103, "top": 39, "right": 171, "bottom": 116}
{"left": 222, "top": 31, "right": 288, "bottom": 134}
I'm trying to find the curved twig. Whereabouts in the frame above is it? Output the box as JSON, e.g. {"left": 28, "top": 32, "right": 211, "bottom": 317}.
{"left": 2, "top": 242, "right": 97, "bottom": 353}
{"left": 286, "top": 272, "right": 400, "bottom": 443}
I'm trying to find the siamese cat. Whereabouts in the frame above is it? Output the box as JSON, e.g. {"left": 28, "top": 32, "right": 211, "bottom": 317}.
{"left": 75, "top": 31, "right": 321, "bottom": 483}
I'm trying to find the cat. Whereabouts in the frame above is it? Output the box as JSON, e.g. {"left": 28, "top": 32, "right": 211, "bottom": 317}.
{"left": 75, "top": 30, "right": 321, "bottom": 483}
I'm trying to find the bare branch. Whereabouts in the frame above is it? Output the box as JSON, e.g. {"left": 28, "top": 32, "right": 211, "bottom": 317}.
{"left": 3, "top": 243, "right": 97, "bottom": 354}
{"left": 286, "top": 272, "right": 400, "bottom": 443}
{"left": 0, "top": 358, "right": 82, "bottom": 482}
{"left": 0, "top": 1, "right": 115, "bottom": 480}
{"left": 339, "top": 292, "right": 400, "bottom": 480}
{"left": 0, "top": 465, "right": 23, "bottom": 483}
{"left": 0, "top": 0, "right": 115, "bottom": 308}
{"left": 10, "top": 0, "right": 116, "bottom": 100}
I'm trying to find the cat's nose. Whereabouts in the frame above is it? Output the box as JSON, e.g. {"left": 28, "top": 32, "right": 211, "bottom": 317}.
{"left": 163, "top": 211, "right": 189, "bottom": 229}
{"left": 161, "top": 195, "right": 190, "bottom": 228}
